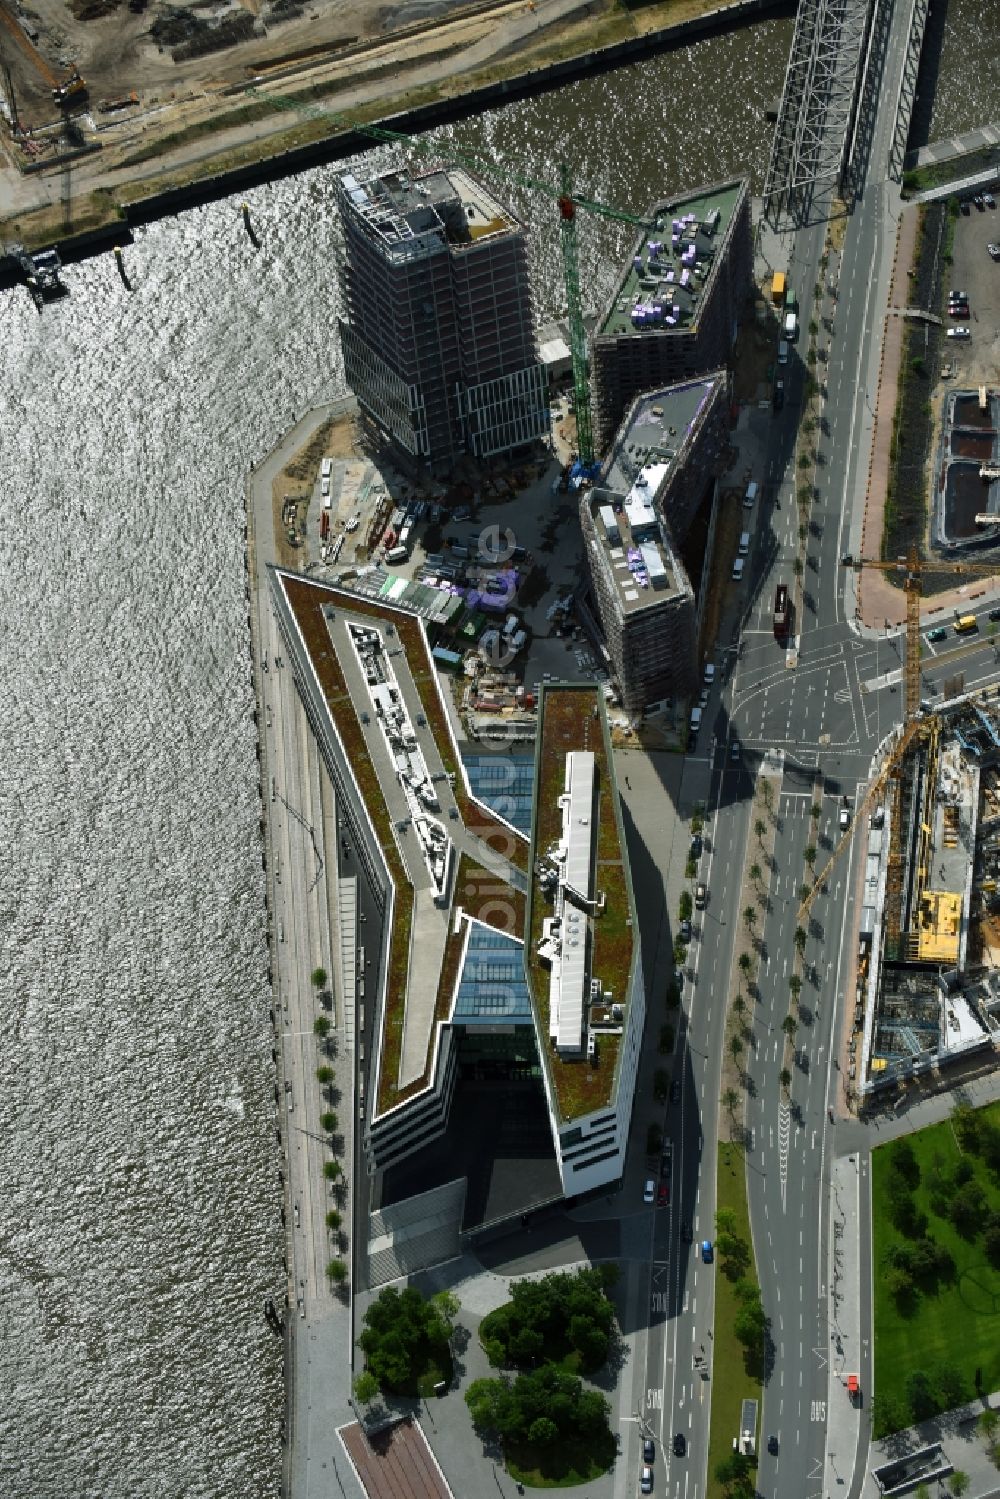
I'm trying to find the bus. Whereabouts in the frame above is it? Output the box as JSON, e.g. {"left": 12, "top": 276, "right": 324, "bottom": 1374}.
{"left": 954, "top": 613, "right": 978, "bottom": 634}
{"left": 774, "top": 583, "right": 790, "bottom": 641}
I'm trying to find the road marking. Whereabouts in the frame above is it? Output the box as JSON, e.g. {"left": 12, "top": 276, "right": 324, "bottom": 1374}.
{"left": 811, "top": 1400, "right": 826, "bottom": 1422}
{"left": 647, "top": 1387, "right": 663, "bottom": 1410}
{"left": 779, "top": 1103, "right": 790, "bottom": 1209}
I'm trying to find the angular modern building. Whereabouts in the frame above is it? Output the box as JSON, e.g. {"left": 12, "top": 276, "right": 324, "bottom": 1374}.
{"left": 335, "top": 164, "right": 550, "bottom": 477}
{"left": 591, "top": 178, "right": 751, "bottom": 454}
{"left": 268, "top": 569, "right": 644, "bottom": 1277}
{"left": 580, "top": 372, "right": 731, "bottom": 713}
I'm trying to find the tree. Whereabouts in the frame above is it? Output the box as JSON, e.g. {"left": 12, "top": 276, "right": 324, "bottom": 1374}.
{"left": 361, "top": 1285, "right": 456, "bottom": 1394}
{"left": 311, "top": 967, "right": 328, "bottom": 988}
{"left": 810, "top": 802, "right": 822, "bottom": 821}
{"left": 749, "top": 862, "right": 762, "bottom": 886}
{"left": 754, "top": 817, "right": 766, "bottom": 844}
{"left": 799, "top": 883, "right": 812, "bottom": 905}
{"left": 316, "top": 1065, "right": 334, "bottom": 1087}
{"left": 789, "top": 973, "right": 802, "bottom": 1000}
{"left": 804, "top": 844, "right": 817, "bottom": 867}
{"left": 890, "top": 1137, "right": 920, "bottom": 1187}
{"left": 715, "top": 1451, "right": 752, "bottom": 1489}
{"left": 320, "top": 1110, "right": 338, "bottom": 1134}
{"left": 479, "top": 1268, "right": 615, "bottom": 1375}
{"left": 949, "top": 1472, "right": 970, "bottom": 1497}
{"left": 323, "top": 1160, "right": 341, "bottom": 1181}
{"left": 935, "top": 1363, "right": 966, "bottom": 1411}
{"left": 794, "top": 926, "right": 807, "bottom": 954}
{"left": 730, "top": 1035, "right": 744, "bottom": 1066}
{"left": 779, "top": 1067, "right": 792, "bottom": 1092}
{"left": 885, "top": 1263, "right": 916, "bottom": 1306}
{"left": 528, "top": 1415, "right": 559, "bottom": 1446}
{"left": 723, "top": 1087, "right": 739, "bottom": 1117}
{"left": 354, "top": 1370, "right": 379, "bottom": 1404}
{"left": 732, "top": 995, "right": 747, "bottom": 1021}
{"left": 906, "top": 1368, "right": 936, "bottom": 1422}
{"left": 949, "top": 1180, "right": 988, "bottom": 1238}
{"left": 743, "top": 905, "right": 756, "bottom": 933}
{"left": 327, "top": 1258, "right": 347, "bottom": 1284}
{"left": 314, "top": 1015, "right": 331, "bottom": 1038}
{"left": 326, "top": 1208, "right": 341, "bottom": 1231}
{"left": 782, "top": 1014, "right": 797, "bottom": 1040}
{"left": 979, "top": 1408, "right": 1000, "bottom": 1442}
{"left": 738, "top": 952, "right": 752, "bottom": 980}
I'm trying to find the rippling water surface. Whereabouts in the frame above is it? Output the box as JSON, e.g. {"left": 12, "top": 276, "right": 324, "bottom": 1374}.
{"left": 0, "top": 13, "right": 807, "bottom": 1495}
{"left": 920, "top": 0, "right": 1000, "bottom": 142}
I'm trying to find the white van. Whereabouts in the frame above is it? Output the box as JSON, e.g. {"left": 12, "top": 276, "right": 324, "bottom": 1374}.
{"left": 732, "top": 557, "right": 745, "bottom": 581}
{"left": 321, "top": 458, "right": 333, "bottom": 481}
{"left": 322, "top": 492, "right": 332, "bottom": 512}
{"left": 738, "top": 531, "right": 751, "bottom": 557}
{"left": 744, "top": 481, "right": 758, "bottom": 509}
{"left": 784, "top": 311, "right": 798, "bottom": 341}
{"left": 703, "top": 663, "right": 716, "bottom": 686}
{"left": 689, "top": 705, "right": 703, "bottom": 733}
{"left": 778, "top": 340, "right": 789, "bottom": 365}
{"left": 321, "top": 477, "right": 331, "bottom": 499}
{"left": 385, "top": 545, "right": 408, "bottom": 564}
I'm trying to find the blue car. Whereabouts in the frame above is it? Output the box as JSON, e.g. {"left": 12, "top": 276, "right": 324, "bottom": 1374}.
{"left": 701, "top": 1240, "right": 714, "bottom": 1264}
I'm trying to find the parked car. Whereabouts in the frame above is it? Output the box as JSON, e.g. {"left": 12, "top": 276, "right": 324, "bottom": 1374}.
{"left": 989, "top": 608, "right": 1000, "bottom": 622}
{"left": 679, "top": 919, "right": 692, "bottom": 942}
{"left": 643, "top": 1179, "right": 655, "bottom": 1205}
{"left": 730, "top": 739, "right": 741, "bottom": 762}
{"left": 694, "top": 882, "right": 707, "bottom": 910}
{"left": 773, "top": 379, "right": 785, "bottom": 411}
{"left": 949, "top": 289, "right": 969, "bottom": 302}
{"left": 974, "top": 193, "right": 986, "bottom": 210}
{"left": 989, "top": 243, "right": 1000, "bottom": 261}
{"left": 927, "top": 625, "right": 947, "bottom": 642}
{"left": 947, "top": 327, "right": 971, "bottom": 339}
{"left": 643, "top": 1438, "right": 655, "bottom": 1463}
{"left": 673, "top": 1433, "right": 687, "bottom": 1457}
{"left": 986, "top": 193, "right": 996, "bottom": 208}
{"left": 681, "top": 1222, "right": 693, "bottom": 1243}
{"left": 657, "top": 1182, "right": 669, "bottom": 1208}
{"left": 948, "top": 302, "right": 969, "bottom": 317}
{"left": 640, "top": 1465, "right": 654, "bottom": 1494}
{"left": 690, "top": 833, "right": 703, "bottom": 859}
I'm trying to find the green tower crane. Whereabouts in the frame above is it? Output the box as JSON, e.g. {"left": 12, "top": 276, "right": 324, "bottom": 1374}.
{"left": 247, "top": 88, "right": 651, "bottom": 470}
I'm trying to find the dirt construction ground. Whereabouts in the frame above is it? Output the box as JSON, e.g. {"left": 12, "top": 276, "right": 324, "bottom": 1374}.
{"left": 0, "top": 0, "right": 729, "bottom": 245}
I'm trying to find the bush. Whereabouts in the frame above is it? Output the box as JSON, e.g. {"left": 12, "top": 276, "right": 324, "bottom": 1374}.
{"left": 313, "top": 1016, "right": 330, "bottom": 1038}
{"left": 311, "top": 967, "right": 328, "bottom": 988}
{"left": 327, "top": 1258, "right": 347, "bottom": 1283}
{"left": 316, "top": 1065, "right": 334, "bottom": 1086}
{"left": 679, "top": 890, "right": 693, "bottom": 922}
{"left": 320, "top": 1110, "right": 338, "bottom": 1134}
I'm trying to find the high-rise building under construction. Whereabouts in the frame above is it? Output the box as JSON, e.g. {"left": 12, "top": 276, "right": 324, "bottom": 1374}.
{"left": 336, "top": 164, "right": 549, "bottom": 477}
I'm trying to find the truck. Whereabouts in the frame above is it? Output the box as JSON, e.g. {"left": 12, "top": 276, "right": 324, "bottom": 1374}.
{"left": 771, "top": 271, "right": 786, "bottom": 305}
{"left": 773, "top": 583, "right": 790, "bottom": 641}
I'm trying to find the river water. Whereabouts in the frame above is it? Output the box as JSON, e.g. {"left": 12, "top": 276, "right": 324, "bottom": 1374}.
{"left": 1, "top": 5, "right": 994, "bottom": 1493}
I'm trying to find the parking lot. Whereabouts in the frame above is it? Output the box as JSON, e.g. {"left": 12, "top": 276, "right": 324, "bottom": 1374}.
{"left": 941, "top": 189, "right": 1000, "bottom": 386}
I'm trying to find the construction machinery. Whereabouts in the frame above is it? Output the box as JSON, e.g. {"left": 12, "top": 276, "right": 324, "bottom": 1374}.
{"left": 248, "top": 86, "right": 652, "bottom": 469}
{"left": 53, "top": 65, "right": 86, "bottom": 108}
{"left": 800, "top": 547, "right": 1000, "bottom": 952}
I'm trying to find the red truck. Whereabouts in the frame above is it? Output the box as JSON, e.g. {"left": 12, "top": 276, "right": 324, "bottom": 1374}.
{"left": 773, "top": 583, "right": 790, "bottom": 641}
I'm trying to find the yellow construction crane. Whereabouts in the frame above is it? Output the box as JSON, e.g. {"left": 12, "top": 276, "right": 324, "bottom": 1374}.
{"left": 842, "top": 544, "right": 1000, "bottom": 722}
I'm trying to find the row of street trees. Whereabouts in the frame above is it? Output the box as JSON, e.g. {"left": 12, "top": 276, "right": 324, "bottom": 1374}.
{"left": 310, "top": 966, "right": 348, "bottom": 1291}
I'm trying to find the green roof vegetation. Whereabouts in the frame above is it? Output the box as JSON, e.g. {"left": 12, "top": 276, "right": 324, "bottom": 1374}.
{"left": 283, "top": 577, "right": 527, "bottom": 1120}
{"left": 525, "top": 685, "right": 635, "bottom": 1123}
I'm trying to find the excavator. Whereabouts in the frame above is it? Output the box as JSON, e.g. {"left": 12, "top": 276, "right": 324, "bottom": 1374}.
{"left": 52, "top": 65, "right": 86, "bottom": 108}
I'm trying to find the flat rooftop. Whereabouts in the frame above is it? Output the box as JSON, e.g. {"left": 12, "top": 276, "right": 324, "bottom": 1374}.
{"left": 589, "top": 377, "right": 723, "bottom": 614}
{"left": 599, "top": 179, "right": 745, "bottom": 338}
{"left": 339, "top": 163, "right": 516, "bottom": 254}
{"left": 527, "top": 686, "right": 637, "bottom": 1122}
{"left": 270, "top": 570, "right": 529, "bottom": 1119}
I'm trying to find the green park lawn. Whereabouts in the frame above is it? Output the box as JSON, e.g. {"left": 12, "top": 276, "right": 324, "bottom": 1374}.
{"left": 706, "top": 1143, "right": 762, "bottom": 1499}
{"left": 506, "top": 1425, "right": 617, "bottom": 1489}
{"left": 872, "top": 1102, "right": 1000, "bottom": 1433}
